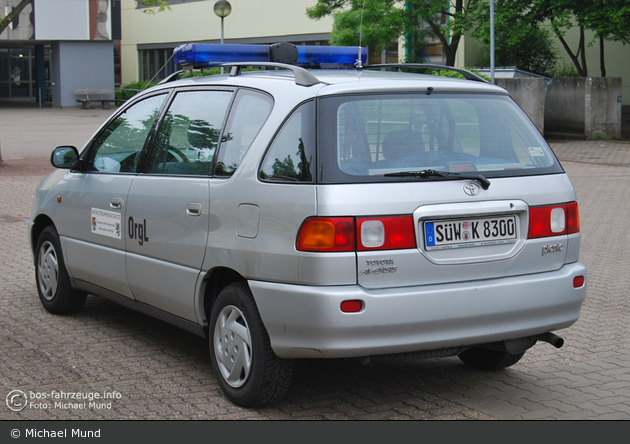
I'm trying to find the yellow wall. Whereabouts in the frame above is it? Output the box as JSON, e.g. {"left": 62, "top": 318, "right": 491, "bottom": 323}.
{"left": 120, "top": 0, "right": 333, "bottom": 84}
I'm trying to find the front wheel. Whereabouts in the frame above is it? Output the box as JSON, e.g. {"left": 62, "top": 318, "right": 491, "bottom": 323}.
{"left": 35, "top": 226, "right": 87, "bottom": 314}
{"left": 209, "top": 282, "right": 293, "bottom": 407}
{"left": 458, "top": 347, "right": 525, "bottom": 371}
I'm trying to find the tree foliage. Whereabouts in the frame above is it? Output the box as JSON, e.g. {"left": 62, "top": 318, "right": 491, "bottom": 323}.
{"left": 138, "top": 0, "right": 172, "bottom": 14}
{"left": 470, "top": 2, "right": 558, "bottom": 76}
{"left": 482, "top": 0, "right": 630, "bottom": 77}
{"left": 306, "top": 0, "right": 482, "bottom": 66}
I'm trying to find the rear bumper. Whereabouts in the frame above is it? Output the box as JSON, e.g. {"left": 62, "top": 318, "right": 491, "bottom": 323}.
{"left": 249, "top": 262, "right": 587, "bottom": 359}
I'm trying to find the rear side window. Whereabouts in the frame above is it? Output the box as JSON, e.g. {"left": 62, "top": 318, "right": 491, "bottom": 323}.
{"left": 259, "top": 100, "right": 315, "bottom": 183}
{"left": 317, "top": 93, "right": 562, "bottom": 183}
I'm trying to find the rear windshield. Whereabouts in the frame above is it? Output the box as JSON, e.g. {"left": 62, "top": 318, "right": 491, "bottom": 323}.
{"left": 317, "top": 93, "right": 563, "bottom": 183}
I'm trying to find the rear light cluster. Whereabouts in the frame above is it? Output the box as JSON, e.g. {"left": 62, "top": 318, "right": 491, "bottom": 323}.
{"left": 296, "top": 216, "right": 416, "bottom": 252}
{"left": 528, "top": 202, "right": 580, "bottom": 239}
{"left": 296, "top": 202, "right": 580, "bottom": 252}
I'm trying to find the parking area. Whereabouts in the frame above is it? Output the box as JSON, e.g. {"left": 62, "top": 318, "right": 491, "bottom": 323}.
{"left": 1, "top": 104, "right": 629, "bottom": 420}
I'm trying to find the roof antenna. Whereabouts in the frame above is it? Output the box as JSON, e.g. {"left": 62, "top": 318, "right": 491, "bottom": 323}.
{"left": 356, "top": 0, "right": 366, "bottom": 69}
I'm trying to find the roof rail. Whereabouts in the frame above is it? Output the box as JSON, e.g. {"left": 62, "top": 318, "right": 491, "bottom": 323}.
{"left": 363, "top": 64, "right": 489, "bottom": 83}
{"left": 226, "top": 62, "right": 322, "bottom": 87}
{"left": 158, "top": 63, "right": 322, "bottom": 87}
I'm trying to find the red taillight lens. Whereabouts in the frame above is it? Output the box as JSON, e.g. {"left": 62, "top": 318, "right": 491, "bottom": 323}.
{"left": 528, "top": 202, "right": 580, "bottom": 239}
{"left": 357, "top": 216, "right": 416, "bottom": 251}
{"left": 296, "top": 218, "right": 355, "bottom": 252}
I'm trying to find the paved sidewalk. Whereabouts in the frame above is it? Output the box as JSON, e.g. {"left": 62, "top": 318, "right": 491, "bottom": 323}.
{"left": 1, "top": 104, "right": 629, "bottom": 420}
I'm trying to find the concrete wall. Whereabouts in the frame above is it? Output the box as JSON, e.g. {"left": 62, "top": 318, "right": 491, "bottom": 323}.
{"left": 51, "top": 41, "right": 115, "bottom": 108}
{"left": 494, "top": 78, "right": 546, "bottom": 134}
{"left": 545, "top": 77, "right": 622, "bottom": 139}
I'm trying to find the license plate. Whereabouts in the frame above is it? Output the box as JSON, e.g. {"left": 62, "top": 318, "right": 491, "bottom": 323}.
{"left": 424, "top": 215, "right": 517, "bottom": 250}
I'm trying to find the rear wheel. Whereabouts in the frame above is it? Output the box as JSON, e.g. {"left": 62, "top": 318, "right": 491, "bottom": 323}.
{"left": 209, "top": 282, "right": 293, "bottom": 407}
{"left": 35, "top": 226, "right": 87, "bottom": 314}
{"left": 458, "top": 347, "right": 525, "bottom": 371}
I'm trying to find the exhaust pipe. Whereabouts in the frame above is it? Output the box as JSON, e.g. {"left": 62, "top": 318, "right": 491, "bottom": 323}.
{"left": 531, "top": 332, "right": 564, "bottom": 349}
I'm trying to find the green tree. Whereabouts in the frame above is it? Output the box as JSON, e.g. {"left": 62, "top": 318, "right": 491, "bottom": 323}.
{"left": 306, "top": 0, "right": 482, "bottom": 66}
{"left": 487, "top": 0, "right": 630, "bottom": 77}
{"left": 307, "top": 0, "right": 405, "bottom": 54}
{"left": 470, "top": 1, "right": 558, "bottom": 76}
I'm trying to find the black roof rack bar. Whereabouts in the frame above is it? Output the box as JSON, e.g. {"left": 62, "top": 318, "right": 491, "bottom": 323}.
{"left": 159, "top": 70, "right": 185, "bottom": 84}
{"left": 226, "top": 62, "right": 322, "bottom": 87}
{"left": 363, "top": 64, "right": 488, "bottom": 83}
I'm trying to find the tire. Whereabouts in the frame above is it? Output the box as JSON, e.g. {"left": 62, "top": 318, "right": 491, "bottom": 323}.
{"left": 35, "top": 226, "right": 87, "bottom": 314}
{"left": 209, "top": 282, "right": 293, "bottom": 407}
{"left": 458, "top": 347, "right": 525, "bottom": 371}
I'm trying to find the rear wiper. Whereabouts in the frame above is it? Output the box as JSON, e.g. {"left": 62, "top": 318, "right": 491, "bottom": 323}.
{"left": 383, "top": 169, "right": 491, "bottom": 190}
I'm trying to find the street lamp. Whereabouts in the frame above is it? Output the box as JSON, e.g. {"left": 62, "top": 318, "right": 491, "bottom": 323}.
{"left": 214, "top": 0, "right": 231, "bottom": 45}
{"left": 214, "top": 1, "right": 231, "bottom": 73}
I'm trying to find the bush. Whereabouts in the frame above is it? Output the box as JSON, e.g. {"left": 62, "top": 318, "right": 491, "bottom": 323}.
{"left": 473, "top": 23, "right": 558, "bottom": 77}
{"left": 549, "top": 62, "right": 580, "bottom": 78}
{"left": 116, "top": 80, "right": 159, "bottom": 101}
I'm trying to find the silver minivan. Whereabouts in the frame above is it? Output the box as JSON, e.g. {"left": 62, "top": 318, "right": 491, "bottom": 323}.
{"left": 28, "top": 43, "right": 586, "bottom": 407}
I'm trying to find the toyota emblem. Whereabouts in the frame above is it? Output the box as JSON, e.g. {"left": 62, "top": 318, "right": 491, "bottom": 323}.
{"left": 463, "top": 182, "right": 480, "bottom": 196}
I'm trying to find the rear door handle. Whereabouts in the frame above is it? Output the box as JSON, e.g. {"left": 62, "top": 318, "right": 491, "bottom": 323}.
{"left": 186, "top": 203, "right": 202, "bottom": 216}
{"left": 110, "top": 197, "right": 123, "bottom": 209}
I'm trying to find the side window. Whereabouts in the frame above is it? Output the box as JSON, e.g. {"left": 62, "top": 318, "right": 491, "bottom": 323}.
{"left": 86, "top": 94, "right": 166, "bottom": 173}
{"left": 259, "top": 101, "right": 315, "bottom": 183}
{"left": 146, "top": 90, "right": 233, "bottom": 176}
{"left": 215, "top": 89, "right": 273, "bottom": 177}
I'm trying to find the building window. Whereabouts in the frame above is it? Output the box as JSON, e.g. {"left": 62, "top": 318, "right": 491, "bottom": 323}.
{"left": 139, "top": 48, "right": 177, "bottom": 82}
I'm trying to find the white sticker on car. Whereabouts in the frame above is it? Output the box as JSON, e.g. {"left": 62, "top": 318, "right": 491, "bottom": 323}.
{"left": 91, "top": 208, "right": 122, "bottom": 239}
{"left": 528, "top": 147, "right": 545, "bottom": 157}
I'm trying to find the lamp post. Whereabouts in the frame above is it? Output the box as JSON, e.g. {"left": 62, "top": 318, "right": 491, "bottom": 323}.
{"left": 214, "top": 1, "right": 231, "bottom": 73}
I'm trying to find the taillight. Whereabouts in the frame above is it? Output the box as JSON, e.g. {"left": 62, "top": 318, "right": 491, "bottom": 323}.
{"left": 566, "top": 202, "right": 580, "bottom": 234}
{"left": 296, "top": 215, "right": 416, "bottom": 252}
{"left": 357, "top": 216, "right": 416, "bottom": 251}
{"left": 296, "top": 218, "right": 355, "bottom": 252}
{"left": 528, "top": 202, "right": 580, "bottom": 239}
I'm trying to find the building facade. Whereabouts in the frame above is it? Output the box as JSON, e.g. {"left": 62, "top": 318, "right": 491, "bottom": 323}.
{"left": 0, "top": 0, "right": 119, "bottom": 107}
{"left": 122, "top": 0, "right": 334, "bottom": 84}
{"left": 2, "top": 1, "right": 627, "bottom": 109}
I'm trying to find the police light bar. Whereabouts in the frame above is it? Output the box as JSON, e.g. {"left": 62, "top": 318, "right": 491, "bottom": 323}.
{"left": 173, "top": 42, "right": 367, "bottom": 68}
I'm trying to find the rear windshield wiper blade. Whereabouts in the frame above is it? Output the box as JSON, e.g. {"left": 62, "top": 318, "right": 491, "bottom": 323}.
{"left": 383, "top": 169, "right": 491, "bottom": 190}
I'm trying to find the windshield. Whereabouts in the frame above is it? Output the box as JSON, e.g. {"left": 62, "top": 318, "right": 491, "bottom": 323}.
{"left": 317, "top": 93, "right": 563, "bottom": 183}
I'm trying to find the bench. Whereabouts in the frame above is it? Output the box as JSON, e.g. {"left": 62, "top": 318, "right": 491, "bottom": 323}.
{"left": 74, "top": 88, "right": 116, "bottom": 109}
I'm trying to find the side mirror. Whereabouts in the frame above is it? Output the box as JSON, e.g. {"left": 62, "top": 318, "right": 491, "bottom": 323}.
{"left": 50, "top": 146, "right": 80, "bottom": 169}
